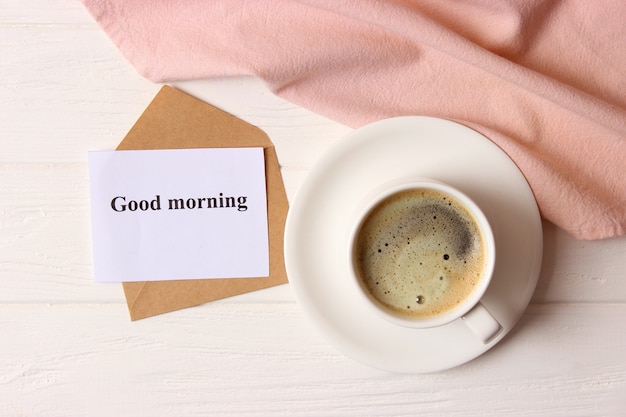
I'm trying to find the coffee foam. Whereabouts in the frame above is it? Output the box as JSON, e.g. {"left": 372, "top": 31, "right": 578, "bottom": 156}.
{"left": 355, "top": 189, "right": 486, "bottom": 318}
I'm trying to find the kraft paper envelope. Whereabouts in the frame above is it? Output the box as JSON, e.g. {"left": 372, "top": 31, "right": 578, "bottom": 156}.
{"left": 114, "top": 85, "right": 288, "bottom": 320}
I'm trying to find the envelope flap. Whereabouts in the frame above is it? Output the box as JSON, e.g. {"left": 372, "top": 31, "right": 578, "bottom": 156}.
{"left": 116, "top": 85, "right": 274, "bottom": 151}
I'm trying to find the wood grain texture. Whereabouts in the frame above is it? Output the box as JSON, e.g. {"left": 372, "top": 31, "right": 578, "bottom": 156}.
{"left": 1, "top": 304, "right": 624, "bottom": 417}
{"left": 1, "top": 2, "right": 625, "bottom": 416}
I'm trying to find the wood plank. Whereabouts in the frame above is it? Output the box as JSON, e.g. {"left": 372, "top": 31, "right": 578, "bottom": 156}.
{"left": 535, "top": 222, "right": 626, "bottom": 303}
{"left": 0, "top": 0, "right": 91, "bottom": 25}
{"left": 0, "top": 25, "right": 349, "bottom": 167}
{"left": 0, "top": 163, "right": 299, "bottom": 304}
{"left": 0, "top": 303, "right": 624, "bottom": 416}
{"left": 2, "top": 162, "right": 626, "bottom": 304}
{"left": 0, "top": 24, "right": 158, "bottom": 164}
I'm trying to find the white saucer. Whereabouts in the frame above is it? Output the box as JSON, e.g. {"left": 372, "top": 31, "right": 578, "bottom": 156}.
{"left": 284, "top": 116, "right": 543, "bottom": 373}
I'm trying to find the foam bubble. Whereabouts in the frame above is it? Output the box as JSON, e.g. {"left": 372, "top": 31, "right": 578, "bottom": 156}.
{"left": 355, "top": 188, "right": 486, "bottom": 318}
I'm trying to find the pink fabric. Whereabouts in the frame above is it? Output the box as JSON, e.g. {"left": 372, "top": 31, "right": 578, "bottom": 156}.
{"left": 83, "top": 0, "right": 626, "bottom": 239}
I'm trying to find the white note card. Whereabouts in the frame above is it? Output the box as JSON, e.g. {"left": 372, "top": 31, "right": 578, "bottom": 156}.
{"left": 88, "top": 147, "right": 269, "bottom": 283}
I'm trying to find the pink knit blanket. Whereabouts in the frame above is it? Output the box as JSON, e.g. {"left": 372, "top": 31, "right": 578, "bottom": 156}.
{"left": 83, "top": 0, "right": 626, "bottom": 239}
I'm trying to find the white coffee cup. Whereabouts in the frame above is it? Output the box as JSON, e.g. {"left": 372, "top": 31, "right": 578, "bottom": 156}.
{"left": 348, "top": 179, "right": 501, "bottom": 343}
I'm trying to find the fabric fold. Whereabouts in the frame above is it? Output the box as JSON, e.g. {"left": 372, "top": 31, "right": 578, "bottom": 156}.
{"left": 82, "top": 0, "right": 626, "bottom": 239}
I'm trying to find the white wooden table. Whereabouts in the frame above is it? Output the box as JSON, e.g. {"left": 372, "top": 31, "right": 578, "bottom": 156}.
{"left": 2, "top": 2, "right": 625, "bottom": 416}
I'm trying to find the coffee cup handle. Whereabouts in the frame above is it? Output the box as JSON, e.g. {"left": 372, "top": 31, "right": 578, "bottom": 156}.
{"left": 462, "top": 302, "right": 502, "bottom": 344}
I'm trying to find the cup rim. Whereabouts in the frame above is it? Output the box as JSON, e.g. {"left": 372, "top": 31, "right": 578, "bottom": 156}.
{"left": 348, "top": 179, "right": 496, "bottom": 329}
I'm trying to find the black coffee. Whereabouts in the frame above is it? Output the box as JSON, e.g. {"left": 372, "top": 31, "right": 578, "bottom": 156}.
{"left": 354, "top": 188, "right": 486, "bottom": 318}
